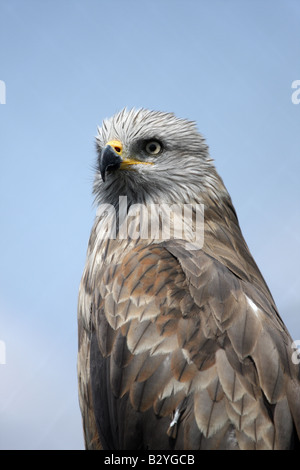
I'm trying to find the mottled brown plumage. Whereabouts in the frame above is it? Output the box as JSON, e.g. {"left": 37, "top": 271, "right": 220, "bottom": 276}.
{"left": 78, "top": 108, "right": 300, "bottom": 450}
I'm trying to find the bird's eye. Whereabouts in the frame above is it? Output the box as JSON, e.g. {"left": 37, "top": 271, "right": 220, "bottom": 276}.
{"left": 145, "top": 141, "right": 162, "bottom": 155}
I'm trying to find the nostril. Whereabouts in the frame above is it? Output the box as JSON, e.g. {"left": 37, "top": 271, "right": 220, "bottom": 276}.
{"left": 106, "top": 140, "right": 123, "bottom": 155}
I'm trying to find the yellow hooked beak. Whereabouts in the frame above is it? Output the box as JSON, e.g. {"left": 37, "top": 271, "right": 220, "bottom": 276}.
{"left": 100, "top": 140, "right": 154, "bottom": 181}
{"left": 106, "top": 140, "right": 154, "bottom": 169}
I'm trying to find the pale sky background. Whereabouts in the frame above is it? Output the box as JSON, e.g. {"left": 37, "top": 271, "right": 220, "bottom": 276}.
{"left": 0, "top": 0, "right": 299, "bottom": 450}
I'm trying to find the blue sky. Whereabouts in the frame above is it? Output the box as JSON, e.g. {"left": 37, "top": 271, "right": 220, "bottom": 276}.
{"left": 0, "top": 0, "right": 299, "bottom": 450}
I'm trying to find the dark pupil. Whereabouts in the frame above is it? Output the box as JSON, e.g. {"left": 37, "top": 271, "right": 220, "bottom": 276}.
{"left": 148, "top": 143, "right": 157, "bottom": 152}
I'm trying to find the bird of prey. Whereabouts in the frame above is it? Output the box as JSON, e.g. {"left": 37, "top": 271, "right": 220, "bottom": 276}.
{"left": 77, "top": 108, "right": 300, "bottom": 450}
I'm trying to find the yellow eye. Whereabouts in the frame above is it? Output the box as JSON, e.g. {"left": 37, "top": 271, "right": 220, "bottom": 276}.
{"left": 145, "top": 141, "right": 162, "bottom": 155}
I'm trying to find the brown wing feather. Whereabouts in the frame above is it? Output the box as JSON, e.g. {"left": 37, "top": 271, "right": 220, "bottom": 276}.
{"left": 78, "top": 195, "right": 300, "bottom": 450}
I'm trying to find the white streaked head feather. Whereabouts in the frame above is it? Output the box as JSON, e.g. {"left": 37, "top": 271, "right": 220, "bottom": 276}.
{"left": 93, "top": 108, "right": 229, "bottom": 208}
